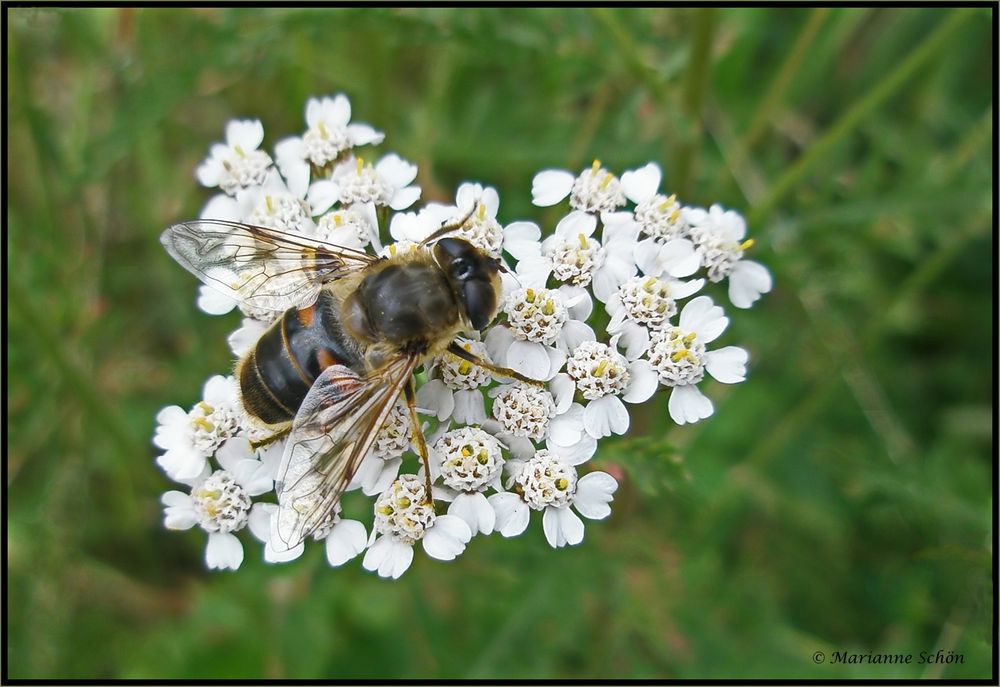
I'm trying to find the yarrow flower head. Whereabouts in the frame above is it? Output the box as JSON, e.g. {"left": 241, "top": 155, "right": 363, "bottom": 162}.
{"left": 275, "top": 94, "right": 385, "bottom": 196}
{"left": 645, "top": 296, "right": 749, "bottom": 425}
{"left": 685, "top": 204, "right": 773, "bottom": 309}
{"left": 156, "top": 94, "right": 772, "bottom": 580}
{"left": 330, "top": 154, "right": 420, "bottom": 210}
{"left": 417, "top": 339, "right": 493, "bottom": 425}
{"left": 553, "top": 339, "right": 658, "bottom": 438}
{"left": 197, "top": 120, "right": 273, "bottom": 196}
{"left": 363, "top": 475, "right": 472, "bottom": 579}
{"left": 154, "top": 375, "right": 241, "bottom": 482}
{"left": 532, "top": 160, "right": 627, "bottom": 213}
{"left": 491, "top": 382, "right": 558, "bottom": 441}
{"left": 490, "top": 451, "right": 619, "bottom": 548}
{"left": 621, "top": 162, "right": 689, "bottom": 241}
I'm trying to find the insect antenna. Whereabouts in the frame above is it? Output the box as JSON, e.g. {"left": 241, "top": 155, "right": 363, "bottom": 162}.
{"left": 418, "top": 204, "right": 478, "bottom": 246}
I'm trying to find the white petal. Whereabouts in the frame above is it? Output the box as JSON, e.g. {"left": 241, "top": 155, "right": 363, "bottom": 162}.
{"left": 669, "top": 277, "right": 705, "bottom": 300}
{"left": 503, "top": 221, "right": 541, "bottom": 256}
{"left": 728, "top": 260, "right": 773, "bottom": 309}
{"left": 326, "top": 520, "right": 368, "bottom": 566}
{"left": 157, "top": 448, "right": 207, "bottom": 483}
{"left": 346, "top": 123, "right": 384, "bottom": 146}
{"left": 481, "top": 186, "right": 500, "bottom": 217}
{"left": 423, "top": 515, "right": 472, "bottom": 560}
{"left": 162, "top": 491, "right": 197, "bottom": 530}
{"left": 634, "top": 237, "right": 663, "bottom": 276}
{"left": 559, "top": 319, "right": 596, "bottom": 352}
{"left": 584, "top": 395, "right": 629, "bottom": 438}
{"left": 514, "top": 255, "right": 552, "bottom": 290}
{"left": 620, "top": 162, "right": 661, "bottom": 204}
{"left": 484, "top": 326, "right": 514, "bottom": 365}
{"left": 202, "top": 374, "right": 234, "bottom": 403}
{"left": 623, "top": 359, "right": 658, "bottom": 403}
{"left": 388, "top": 210, "right": 423, "bottom": 243}
{"left": 542, "top": 506, "right": 585, "bottom": 548}
{"left": 196, "top": 158, "right": 223, "bottom": 187}
{"left": 247, "top": 502, "right": 275, "bottom": 542}
{"left": 617, "top": 321, "right": 649, "bottom": 361}
{"left": 592, "top": 263, "right": 626, "bottom": 303}
{"left": 363, "top": 536, "right": 413, "bottom": 579}
{"left": 679, "top": 296, "right": 728, "bottom": 343}
{"left": 507, "top": 340, "right": 551, "bottom": 380}
{"left": 205, "top": 532, "right": 244, "bottom": 571}
{"left": 199, "top": 193, "right": 241, "bottom": 221}
{"left": 327, "top": 94, "right": 352, "bottom": 127}
{"left": 531, "top": 169, "right": 575, "bottom": 206}
{"left": 228, "top": 317, "right": 269, "bottom": 357}
{"left": 548, "top": 403, "right": 584, "bottom": 446}
{"left": 226, "top": 119, "right": 264, "bottom": 151}
{"left": 547, "top": 433, "right": 597, "bottom": 466}
{"left": 667, "top": 384, "right": 714, "bottom": 425}
{"left": 455, "top": 182, "right": 481, "bottom": 213}
{"left": 357, "top": 456, "right": 402, "bottom": 496}
{"left": 306, "top": 180, "right": 340, "bottom": 215}
{"left": 154, "top": 405, "right": 187, "bottom": 442}
{"left": 489, "top": 492, "right": 530, "bottom": 537}
{"left": 660, "top": 238, "right": 700, "bottom": 278}
{"left": 215, "top": 435, "right": 252, "bottom": 473}
{"left": 448, "top": 492, "right": 495, "bottom": 536}
{"left": 549, "top": 373, "right": 576, "bottom": 414}
{"left": 545, "top": 346, "right": 568, "bottom": 380}
{"left": 161, "top": 490, "right": 192, "bottom": 508}
{"left": 505, "top": 434, "right": 537, "bottom": 460}
{"left": 197, "top": 285, "right": 238, "bottom": 315}
{"left": 274, "top": 137, "right": 310, "bottom": 198}
{"left": 713, "top": 204, "right": 747, "bottom": 241}
{"left": 304, "top": 97, "right": 323, "bottom": 127}
{"left": 389, "top": 185, "right": 422, "bottom": 211}
{"left": 705, "top": 346, "right": 749, "bottom": 384}
{"left": 554, "top": 210, "right": 597, "bottom": 238}
{"left": 452, "top": 389, "right": 486, "bottom": 425}
{"left": 558, "top": 285, "right": 593, "bottom": 321}
{"left": 573, "top": 471, "right": 618, "bottom": 520}
{"left": 415, "top": 379, "right": 454, "bottom": 421}
{"left": 376, "top": 153, "right": 418, "bottom": 188}
{"left": 233, "top": 459, "right": 274, "bottom": 497}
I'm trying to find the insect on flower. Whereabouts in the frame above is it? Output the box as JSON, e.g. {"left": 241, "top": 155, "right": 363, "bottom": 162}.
{"left": 160, "top": 210, "right": 545, "bottom": 553}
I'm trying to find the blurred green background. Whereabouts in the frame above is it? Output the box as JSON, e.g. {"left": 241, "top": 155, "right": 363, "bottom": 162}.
{"left": 7, "top": 7, "right": 994, "bottom": 680}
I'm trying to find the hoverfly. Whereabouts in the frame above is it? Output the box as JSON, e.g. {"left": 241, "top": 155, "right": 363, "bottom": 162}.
{"left": 161, "top": 214, "right": 539, "bottom": 552}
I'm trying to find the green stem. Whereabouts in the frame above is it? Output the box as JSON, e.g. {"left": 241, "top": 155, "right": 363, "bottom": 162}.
{"left": 747, "top": 8, "right": 975, "bottom": 227}
{"left": 712, "top": 8, "right": 831, "bottom": 195}
{"left": 589, "top": 8, "right": 669, "bottom": 105}
{"left": 674, "top": 8, "right": 718, "bottom": 197}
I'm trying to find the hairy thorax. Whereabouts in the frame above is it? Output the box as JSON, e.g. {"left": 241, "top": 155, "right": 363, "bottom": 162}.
{"left": 336, "top": 255, "right": 464, "bottom": 368}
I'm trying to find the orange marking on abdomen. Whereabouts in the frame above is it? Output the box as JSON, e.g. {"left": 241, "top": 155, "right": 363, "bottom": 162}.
{"left": 296, "top": 306, "right": 316, "bottom": 327}
{"left": 316, "top": 348, "right": 339, "bottom": 371}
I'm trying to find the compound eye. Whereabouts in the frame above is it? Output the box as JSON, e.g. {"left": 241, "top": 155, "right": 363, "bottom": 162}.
{"left": 452, "top": 257, "right": 475, "bottom": 281}
{"left": 463, "top": 279, "right": 496, "bottom": 330}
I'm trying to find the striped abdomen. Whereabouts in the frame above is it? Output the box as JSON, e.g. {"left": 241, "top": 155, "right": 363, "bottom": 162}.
{"left": 238, "top": 290, "right": 361, "bottom": 425}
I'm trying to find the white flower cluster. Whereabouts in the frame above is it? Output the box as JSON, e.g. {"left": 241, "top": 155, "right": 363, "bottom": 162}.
{"left": 155, "top": 94, "right": 772, "bottom": 577}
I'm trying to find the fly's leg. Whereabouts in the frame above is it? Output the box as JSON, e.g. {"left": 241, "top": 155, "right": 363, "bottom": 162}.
{"left": 417, "top": 205, "right": 477, "bottom": 246}
{"left": 446, "top": 341, "right": 546, "bottom": 388}
{"left": 403, "top": 379, "right": 435, "bottom": 505}
{"left": 249, "top": 423, "right": 292, "bottom": 451}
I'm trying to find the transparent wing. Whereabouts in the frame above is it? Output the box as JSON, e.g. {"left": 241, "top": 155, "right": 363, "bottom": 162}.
{"left": 270, "top": 354, "right": 420, "bottom": 551}
{"left": 160, "top": 219, "right": 378, "bottom": 311}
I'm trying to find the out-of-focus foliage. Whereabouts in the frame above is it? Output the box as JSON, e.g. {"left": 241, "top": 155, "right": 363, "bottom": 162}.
{"left": 7, "top": 7, "right": 993, "bottom": 680}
